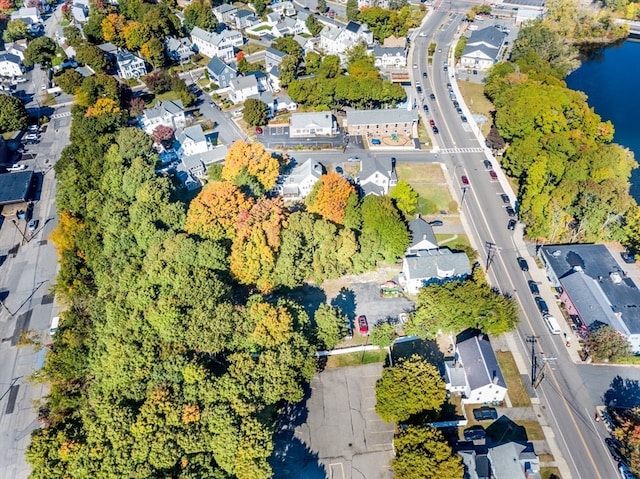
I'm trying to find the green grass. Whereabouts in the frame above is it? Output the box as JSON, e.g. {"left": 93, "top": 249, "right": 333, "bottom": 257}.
{"left": 456, "top": 81, "right": 495, "bottom": 136}
{"left": 396, "top": 163, "right": 456, "bottom": 214}
{"left": 541, "top": 467, "right": 562, "bottom": 479}
{"left": 253, "top": 25, "right": 272, "bottom": 31}
{"left": 325, "top": 350, "right": 387, "bottom": 368}
{"left": 435, "top": 234, "right": 470, "bottom": 252}
{"left": 495, "top": 351, "right": 531, "bottom": 407}
{"left": 240, "top": 43, "right": 265, "bottom": 55}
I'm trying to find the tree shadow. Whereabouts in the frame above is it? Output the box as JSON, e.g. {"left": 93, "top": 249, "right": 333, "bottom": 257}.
{"left": 330, "top": 287, "right": 357, "bottom": 323}
{"left": 603, "top": 375, "right": 640, "bottom": 409}
{"left": 391, "top": 337, "right": 445, "bottom": 375}
{"left": 285, "top": 284, "right": 327, "bottom": 320}
{"left": 270, "top": 384, "right": 326, "bottom": 479}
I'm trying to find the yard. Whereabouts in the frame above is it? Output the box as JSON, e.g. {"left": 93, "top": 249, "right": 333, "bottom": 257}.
{"left": 395, "top": 163, "right": 458, "bottom": 215}
{"left": 495, "top": 351, "right": 531, "bottom": 407}
{"left": 324, "top": 349, "right": 388, "bottom": 368}
{"left": 456, "top": 80, "right": 495, "bottom": 136}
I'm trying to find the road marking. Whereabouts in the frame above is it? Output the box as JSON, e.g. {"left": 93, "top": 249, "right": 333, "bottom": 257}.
{"left": 50, "top": 111, "right": 70, "bottom": 119}
{"left": 329, "top": 462, "right": 344, "bottom": 479}
{"left": 439, "top": 147, "right": 484, "bottom": 154}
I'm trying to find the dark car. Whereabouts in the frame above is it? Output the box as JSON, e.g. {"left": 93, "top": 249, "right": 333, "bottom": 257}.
{"left": 429, "top": 93, "right": 436, "bottom": 100}
{"left": 621, "top": 251, "right": 636, "bottom": 264}
{"left": 28, "top": 218, "right": 39, "bottom": 231}
{"left": 416, "top": 85, "right": 422, "bottom": 93}
{"left": 358, "top": 315, "right": 369, "bottom": 335}
{"left": 473, "top": 407, "right": 498, "bottom": 421}
{"left": 606, "top": 438, "right": 624, "bottom": 462}
{"left": 517, "top": 256, "right": 529, "bottom": 272}
{"left": 456, "top": 107, "right": 463, "bottom": 114}
{"left": 489, "top": 170, "right": 498, "bottom": 181}
{"left": 429, "top": 220, "right": 443, "bottom": 227}
{"left": 446, "top": 82, "right": 452, "bottom": 89}
{"left": 506, "top": 206, "right": 516, "bottom": 217}
{"left": 423, "top": 72, "right": 427, "bottom": 78}
{"left": 500, "top": 193, "right": 510, "bottom": 204}
{"left": 432, "top": 126, "right": 439, "bottom": 134}
{"left": 484, "top": 160, "right": 493, "bottom": 170}
{"left": 528, "top": 280, "right": 540, "bottom": 295}
{"left": 461, "top": 175, "right": 470, "bottom": 186}
{"left": 535, "top": 296, "right": 549, "bottom": 314}
{"left": 423, "top": 104, "right": 429, "bottom": 111}
{"left": 443, "top": 65, "right": 448, "bottom": 71}
{"left": 507, "top": 219, "right": 516, "bottom": 231}
{"left": 461, "top": 115, "right": 468, "bottom": 122}
{"left": 464, "top": 426, "right": 486, "bottom": 441}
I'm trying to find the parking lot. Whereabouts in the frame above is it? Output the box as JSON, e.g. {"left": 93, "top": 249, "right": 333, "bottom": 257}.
{"left": 272, "top": 363, "right": 395, "bottom": 479}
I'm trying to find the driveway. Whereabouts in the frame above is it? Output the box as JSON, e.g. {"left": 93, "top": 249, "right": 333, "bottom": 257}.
{"left": 271, "top": 363, "right": 395, "bottom": 479}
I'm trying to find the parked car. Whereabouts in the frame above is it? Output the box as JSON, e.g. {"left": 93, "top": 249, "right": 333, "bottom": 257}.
{"left": 605, "top": 438, "right": 624, "bottom": 462}
{"left": 423, "top": 104, "right": 429, "bottom": 111}
{"left": 255, "top": 127, "right": 263, "bottom": 134}
{"left": 423, "top": 72, "right": 427, "bottom": 78}
{"left": 429, "top": 220, "right": 443, "bottom": 227}
{"left": 528, "top": 280, "right": 540, "bottom": 295}
{"left": 461, "top": 175, "right": 470, "bottom": 186}
{"left": 621, "top": 250, "right": 636, "bottom": 264}
{"left": 473, "top": 407, "right": 498, "bottom": 421}
{"left": 429, "top": 119, "right": 435, "bottom": 127}
{"left": 500, "top": 193, "right": 510, "bottom": 204}
{"left": 429, "top": 93, "right": 436, "bottom": 100}
{"left": 464, "top": 426, "right": 486, "bottom": 441}
{"left": 484, "top": 160, "right": 493, "bottom": 170}
{"left": 461, "top": 115, "right": 468, "bottom": 122}
{"left": 28, "top": 218, "right": 39, "bottom": 231}
{"left": 535, "top": 296, "right": 549, "bottom": 314}
{"left": 358, "top": 315, "right": 369, "bottom": 335}
{"left": 347, "top": 156, "right": 360, "bottom": 162}
{"left": 432, "top": 126, "right": 439, "bottom": 134}
{"left": 506, "top": 205, "right": 516, "bottom": 217}
{"left": 7, "top": 164, "right": 27, "bottom": 171}
{"left": 517, "top": 256, "right": 529, "bottom": 272}
{"left": 416, "top": 85, "right": 422, "bottom": 93}
{"left": 371, "top": 138, "right": 381, "bottom": 145}
{"left": 507, "top": 219, "right": 516, "bottom": 230}
{"left": 489, "top": 170, "right": 498, "bottom": 181}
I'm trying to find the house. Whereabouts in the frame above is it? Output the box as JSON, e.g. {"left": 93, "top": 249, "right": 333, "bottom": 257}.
{"left": 356, "top": 156, "right": 397, "bottom": 196}
{"left": 246, "top": 70, "right": 269, "bottom": 91}
{"left": 398, "top": 249, "right": 472, "bottom": 295}
{"left": 179, "top": 144, "right": 228, "bottom": 180}
{"left": 274, "top": 17, "right": 306, "bottom": 37}
{"left": 235, "top": 9, "right": 258, "bottom": 29}
{"left": 445, "top": 330, "right": 507, "bottom": 404}
{"left": 267, "top": 65, "right": 281, "bottom": 92}
{"left": 10, "top": 7, "right": 42, "bottom": 25}
{"left": 140, "top": 100, "right": 186, "bottom": 135}
{"left": 0, "top": 53, "right": 24, "bottom": 78}
{"left": 275, "top": 94, "right": 297, "bottom": 112}
{"left": 289, "top": 111, "right": 337, "bottom": 137}
{"left": 276, "top": 158, "right": 324, "bottom": 200}
{"left": 460, "top": 26, "right": 507, "bottom": 70}
{"left": 175, "top": 125, "right": 210, "bottom": 157}
{"left": 406, "top": 216, "right": 438, "bottom": 255}
{"left": 372, "top": 46, "right": 407, "bottom": 69}
{"left": 4, "top": 40, "right": 27, "bottom": 62}
{"left": 213, "top": 3, "right": 238, "bottom": 24}
{"left": 320, "top": 21, "right": 373, "bottom": 54}
{"left": 71, "top": 3, "right": 90, "bottom": 23}
{"left": 459, "top": 441, "right": 541, "bottom": 479}
{"left": 97, "top": 42, "right": 118, "bottom": 61}
{"left": 358, "top": 0, "right": 389, "bottom": 8}
{"left": 191, "top": 27, "right": 243, "bottom": 61}
{"left": 116, "top": 50, "right": 147, "bottom": 79}
{"left": 206, "top": 57, "right": 237, "bottom": 89}
{"left": 229, "top": 75, "right": 259, "bottom": 103}
{"left": 165, "top": 36, "right": 194, "bottom": 62}
{"left": 266, "top": 12, "right": 282, "bottom": 26}
{"left": 265, "top": 48, "right": 287, "bottom": 74}
{"left": 260, "top": 91, "right": 276, "bottom": 118}
{"left": 271, "top": 0, "right": 296, "bottom": 16}
{"left": 538, "top": 244, "right": 640, "bottom": 353}
{"left": 345, "top": 109, "right": 418, "bottom": 138}
{"left": 293, "top": 34, "right": 314, "bottom": 55}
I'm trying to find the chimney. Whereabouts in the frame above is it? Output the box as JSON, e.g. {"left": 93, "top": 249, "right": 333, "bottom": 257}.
{"left": 455, "top": 360, "right": 460, "bottom": 370}
{"left": 493, "top": 376, "right": 499, "bottom": 385}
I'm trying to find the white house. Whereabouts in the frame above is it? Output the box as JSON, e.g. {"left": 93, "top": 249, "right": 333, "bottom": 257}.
{"left": 140, "top": 100, "right": 186, "bottom": 135}
{"left": 116, "top": 50, "right": 147, "bottom": 79}
{"left": 5, "top": 40, "right": 27, "bottom": 62}
{"left": 398, "top": 249, "right": 471, "bottom": 295}
{"left": 175, "top": 125, "right": 210, "bottom": 157}
{"left": 356, "top": 156, "right": 397, "bottom": 196}
{"left": 71, "top": 3, "right": 90, "bottom": 23}
{"left": 445, "top": 331, "right": 507, "bottom": 405}
{"left": 10, "top": 7, "right": 42, "bottom": 25}
{"left": 275, "top": 94, "right": 297, "bottom": 113}
{"left": 358, "top": 0, "right": 389, "bottom": 8}
{"left": 229, "top": 75, "right": 259, "bottom": 103}
{"left": 320, "top": 21, "right": 373, "bottom": 55}
{"left": 289, "top": 111, "right": 337, "bottom": 137}
{"left": 274, "top": 17, "right": 306, "bottom": 36}
{"left": 459, "top": 442, "right": 541, "bottom": 479}
{"left": 276, "top": 158, "right": 324, "bottom": 201}
{"left": 372, "top": 46, "right": 406, "bottom": 69}
{"left": 213, "top": 3, "right": 238, "bottom": 23}
{"left": 460, "top": 26, "right": 507, "bottom": 70}
{"left": 235, "top": 9, "right": 258, "bottom": 29}
{"left": 406, "top": 217, "right": 438, "bottom": 256}
{"left": 165, "top": 36, "right": 194, "bottom": 62}
{"left": 271, "top": 1, "right": 296, "bottom": 16}
{"left": 0, "top": 52, "right": 24, "bottom": 77}
{"left": 191, "top": 27, "right": 243, "bottom": 61}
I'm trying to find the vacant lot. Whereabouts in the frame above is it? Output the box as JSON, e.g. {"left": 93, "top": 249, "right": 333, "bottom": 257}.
{"left": 396, "top": 163, "right": 457, "bottom": 215}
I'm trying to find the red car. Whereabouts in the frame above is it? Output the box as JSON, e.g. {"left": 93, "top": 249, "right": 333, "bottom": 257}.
{"left": 461, "top": 175, "right": 470, "bottom": 186}
{"left": 255, "top": 127, "right": 263, "bottom": 134}
{"left": 489, "top": 170, "right": 498, "bottom": 181}
{"left": 429, "top": 119, "right": 435, "bottom": 127}
{"left": 358, "top": 315, "right": 369, "bottom": 335}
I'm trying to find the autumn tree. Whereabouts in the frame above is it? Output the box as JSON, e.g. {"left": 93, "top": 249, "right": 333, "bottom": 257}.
{"left": 85, "top": 98, "right": 121, "bottom": 117}
{"left": 243, "top": 99, "right": 268, "bottom": 127}
{"left": 393, "top": 426, "right": 464, "bottom": 479}
{"left": 140, "top": 38, "right": 165, "bottom": 69}
{"left": 0, "top": 0, "right": 14, "bottom": 19}
{"left": 0, "top": 94, "right": 28, "bottom": 133}
{"left": 101, "top": 13, "right": 125, "bottom": 46}
{"left": 585, "top": 325, "right": 631, "bottom": 362}
{"left": 314, "top": 303, "right": 348, "bottom": 350}
{"left": 143, "top": 69, "right": 173, "bottom": 94}
{"left": 390, "top": 180, "right": 419, "bottom": 216}
{"left": 247, "top": 298, "right": 295, "bottom": 349}
{"left": 185, "top": 181, "right": 255, "bottom": 241}
{"left": 151, "top": 124, "right": 174, "bottom": 147}
{"left": 375, "top": 355, "right": 446, "bottom": 423}
{"left": 306, "top": 172, "right": 355, "bottom": 225}
{"left": 614, "top": 408, "right": 640, "bottom": 477}
{"left": 222, "top": 141, "right": 281, "bottom": 194}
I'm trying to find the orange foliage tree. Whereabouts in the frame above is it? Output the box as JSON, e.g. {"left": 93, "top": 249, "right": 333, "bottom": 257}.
{"left": 221, "top": 140, "right": 281, "bottom": 192}
{"left": 85, "top": 98, "right": 121, "bottom": 117}
{"left": 306, "top": 171, "right": 355, "bottom": 225}
{"left": 185, "top": 181, "right": 255, "bottom": 241}
{"left": 230, "top": 197, "right": 286, "bottom": 292}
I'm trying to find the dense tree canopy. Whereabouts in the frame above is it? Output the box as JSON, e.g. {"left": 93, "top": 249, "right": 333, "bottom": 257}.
{"left": 585, "top": 325, "right": 632, "bottom": 362}
{"left": 222, "top": 141, "right": 281, "bottom": 194}
{"left": 393, "top": 426, "right": 464, "bottom": 479}
{"left": 306, "top": 172, "right": 355, "bottom": 225}
{"left": 24, "top": 36, "right": 58, "bottom": 67}
{"left": 0, "top": 94, "right": 28, "bottom": 133}
{"left": 243, "top": 99, "right": 268, "bottom": 127}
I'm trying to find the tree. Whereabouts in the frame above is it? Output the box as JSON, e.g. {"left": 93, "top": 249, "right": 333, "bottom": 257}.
{"left": 101, "top": 13, "right": 125, "bottom": 46}
{"left": 75, "top": 43, "right": 109, "bottom": 72}
{"left": 370, "top": 322, "right": 395, "bottom": 348}
{"left": 0, "top": 0, "right": 14, "bottom": 19}
{"left": 83, "top": 13, "right": 106, "bottom": 44}
{"left": 585, "top": 325, "right": 631, "bottom": 362}
{"left": 317, "top": 0, "right": 327, "bottom": 13}
{"left": 0, "top": 94, "right": 28, "bottom": 133}
{"left": 375, "top": 355, "right": 446, "bottom": 423}
{"left": 115, "top": 127, "right": 154, "bottom": 160}
{"left": 140, "top": 38, "right": 165, "bottom": 69}
{"left": 85, "top": 98, "right": 121, "bottom": 117}
{"left": 346, "top": 0, "right": 359, "bottom": 21}
{"left": 185, "top": 181, "right": 255, "bottom": 241}
{"left": 306, "top": 172, "right": 355, "bottom": 225}
{"left": 614, "top": 407, "right": 640, "bottom": 477}
{"left": 63, "top": 26, "right": 84, "bottom": 48}
{"left": 273, "top": 37, "right": 303, "bottom": 63}
{"left": 253, "top": 0, "right": 267, "bottom": 15}
{"left": 304, "top": 51, "right": 322, "bottom": 74}
{"left": 222, "top": 141, "right": 281, "bottom": 193}
{"left": 358, "top": 195, "right": 409, "bottom": 265}
{"left": 306, "top": 14, "right": 322, "bottom": 36}
{"left": 314, "top": 303, "right": 347, "bottom": 350}
{"left": 24, "top": 36, "right": 57, "bottom": 67}
{"left": 243, "top": 99, "right": 268, "bottom": 127}
{"left": 393, "top": 426, "right": 464, "bottom": 479}
{"left": 278, "top": 55, "right": 298, "bottom": 88}
{"left": 122, "top": 21, "right": 151, "bottom": 50}
{"left": 143, "top": 69, "right": 173, "bottom": 94}
{"left": 54, "top": 69, "right": 82, "bottom": 95}
{"left": 151, "top": 124, "right": 174, "bottom": 146}
{"left": 183, "top": 0, "right": 217, "bottom": 32}
{"left": 3, "top": 19, "right": 31, "bottom": 42}
{"left": 390, "top": 180, "right": 418, "bottom": 216}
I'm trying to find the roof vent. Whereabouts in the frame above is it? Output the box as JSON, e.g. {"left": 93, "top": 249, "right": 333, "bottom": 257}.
{"left": 552, "top": 250, "right": 561, "bottom": 257}
{"left": 610, "top": 272, "right": 622, "bottom": 284}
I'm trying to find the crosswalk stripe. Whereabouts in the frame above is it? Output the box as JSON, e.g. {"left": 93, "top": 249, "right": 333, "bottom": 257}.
{"left": 50, "top": 112, "right": 71, "bottom": 119}
{"left": 438, "top": 147, "right": 485, "bottom": 154}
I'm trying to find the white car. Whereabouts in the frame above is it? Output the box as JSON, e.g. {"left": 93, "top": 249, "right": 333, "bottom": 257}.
{"left": 7, "top": 164, "right": 27, "bottom": 171}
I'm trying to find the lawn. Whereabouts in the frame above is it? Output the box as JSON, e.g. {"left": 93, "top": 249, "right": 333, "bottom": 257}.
{"left": 435, "top": 233, "right": 470, "bottom": 252}
{"left": 325, "top": 350, "right": 387, "bottom": 368}
{"left": 240, "top": 43, "right": 265, "bottom": 55}
{"left": 541, "top": 467, "right": 562, "bottom": 479}
{"left": 495, "top": 351, "right": 531, "bottom": 407}
{"left": 456, "top": 81, "right": 495, "bottom": 136}
{"left": 395, "top": 163, "right": 457, "bottom": 214}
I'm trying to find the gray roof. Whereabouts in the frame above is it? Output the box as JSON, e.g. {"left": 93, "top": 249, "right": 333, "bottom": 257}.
{"left": 97, "top": 42, "right": 118, "bottom": 54}
{"left": 266, "top": 47, "right": 287, "bottom": 59}
{"left": 116, "top": 50, "right": 143, "bottom": 65}
{"left": 321, "top": 25, "right": 342, "bottom": 41}
{"left": 290, "top": 111, "right": 333, "bottom": 130}
{"left": 286, "top": 158, "right": 323, "bottom": 185}
{"left": 214, "top": 3, "right": 237, "bottom": 13}
{"left": 176, "top": 125, "right": 206, "bottom": 145}
{"left": 540, "top": 244, "right": 640, "bottom": 334}
{"left": 345, "top": 20, "right": 362, "bottom": 34}
{"left": 0, "top": 170, "right": 34, "bottom": 205}
{"left": 347, "top": 108, "right": 417, "bottom": 126}
{"left": 403, "top": 249, "right": 471, "bottom": 282}
{"left": 456, "top": 332, "right": 506, "bottom": 391}
{"left": 504, "top": 0, "right": 545, "bottom": 6}
{"left": 166, "top": 36, "right": 191, "bottom": 51}
{"left": 230, "top": 75, "right": 258, "bottom": 91}
{"left": 445, "top": 360, "right": 467, "bottom": 389}
{"left": 372, "top": 46, "right": 405, "bottom": 57}
{"left": 408, "top": 217, "right": 437, "bottom": 250}
{"left": 488, "top": 442, "right": 540, "bottom": 479}
{"left": 0, "top": 52, "right": 21, "bottom": 65}
{"left": 463, "top": 27, "right": 506, "bottom": 59}
{"left": 357, "top": 156, "right": 396, "bottom": 186}
{"left": 236, "top": 9, "right": 255, "bottom": 19}
{"left": 260, "top": 90, "right": 274, "bottom": 105}
{"left": 207, "top": 56, "right": 235, "bottom": 76}
{"left": 143, "top": 100, "right": 184, "bottom": 121}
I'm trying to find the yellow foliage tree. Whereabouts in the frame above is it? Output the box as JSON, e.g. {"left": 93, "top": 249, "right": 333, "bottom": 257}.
{"left": 306, "top": 171, "right": 355, "bottom": 225}
{"left": 222, "top": 140, "right": 281, "bottom": 192}
{"left": 122, "top": 21, "right": 151, "bottom": 51}
{"left": 49, "top": 210, "right": 85, "bottom": 255}
{"left": 85, "top": 98, "right": 121, "bottom": 117}
{"left": 101, "top": 13, "right": 124, "bottom": 44}
{"left": 248, "top": 301, "right": 293, "bottom": 348}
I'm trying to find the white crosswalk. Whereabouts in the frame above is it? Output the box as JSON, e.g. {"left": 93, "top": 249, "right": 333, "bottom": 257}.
{"left": 50, "top": 111, "right": 71, "bottom": 119}
{"left": 438, "top": 147, "right": 485, "bottom": 154}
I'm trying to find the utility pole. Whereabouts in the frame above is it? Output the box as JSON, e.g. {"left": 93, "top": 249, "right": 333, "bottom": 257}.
{"left": 526, "top": 335, "right": 539, "bottom": 387}
{"left": 485, "top": 241, "right": 501, "bottom": 271}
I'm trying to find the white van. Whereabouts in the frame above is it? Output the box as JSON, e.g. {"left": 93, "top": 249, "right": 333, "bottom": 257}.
{"left": 50, "top": 316, "right": 60, "bottom": 335}
{"left": 543, "top": 314, "right": 562, "bottom": 335}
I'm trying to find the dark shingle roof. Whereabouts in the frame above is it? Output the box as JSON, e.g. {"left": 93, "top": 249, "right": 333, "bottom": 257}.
{"left": 408, "top": 217, "right": 437, "bottom": 250}
{"left": 0, "top": 170, "right": 33, "bottom": 205}
{"left": 345, "top": 21, "right": 361, "bottom": 33}
{"left": 456, "top": 332, "right": 506, "bottom": 391}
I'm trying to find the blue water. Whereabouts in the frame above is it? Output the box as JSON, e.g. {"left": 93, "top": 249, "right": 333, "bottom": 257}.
{"left": 565, "top": 40, "right": 640, "bottom": 201}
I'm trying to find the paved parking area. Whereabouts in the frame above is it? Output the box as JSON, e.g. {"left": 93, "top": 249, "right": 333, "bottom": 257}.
{"left": 334, "top": 282, "right": 414, "bottom": 329}
{"left": 272, "top": 363, "right": 395, "bottom": 479}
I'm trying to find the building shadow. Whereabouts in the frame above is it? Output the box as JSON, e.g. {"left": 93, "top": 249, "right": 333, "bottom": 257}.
{"left": 485, "top": 415, "right": 528, "bottom": 445}
{"left": 285, "top": 284, "right": 327, "bottom": 320}
{"left": 603, "top": 375, "right": 640, "bottom": 409}
{"left": 391, "top": 337, "right": 445, "bottom": 374}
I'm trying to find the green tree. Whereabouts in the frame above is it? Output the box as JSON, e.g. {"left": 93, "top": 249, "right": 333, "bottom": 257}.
{"left": 393, "top": 426, "right": 464, "bottom": 479}
{"left": 3, "top": 19, "right": 31, "bottom": 42}
{"left": 375, "top": 355, "right": 446, "bottom": 423}
{"left": 346, "top": 0, "right": 359, "bottom": 21}
{"left": 75, "top": 43, "right": 109, "bottom": 72}
{"left": 63, "top": 26, "right": 84, "bottom": 48}
{"left": 183, "top": 0, "right": 217, "bottom": 32}
{"left": 586, "top": 325, "right": 632, "bottom": 362}
{"left": 272, "top": 37, "right": 303, "bottom": 63}
{"left": 317, "top": 0, "right": 327, "bottom": 12}
{"left": 253, "top": 0, "right": 267, "bottom": 15}
{"left": 0, "top": 94, "right": 28, "bottom": 133}
{"left": 55, "top": 69, "right": 84, "bottom": 95}
{"left": 358, "top": 195, "right": 409, "bottom": 266}
{"left": 370, "top": 322, "right": 395, "bottom": 348}
{"left": 304, "top": 51, "right": 322, "bottom": 74}
{"left": 83, "top": 13, "right": 105, "bottom": 43}
{"left": 314, "top": 303, "right": 348, "bottom": 350}
{"left": 389, "top": 180, "right": 419, "bottom": 216}
{"left": 306, "top": 14, "right": 323, "bottom": 36}
{"left": 243, "top": 99, "right": 268, "bottom": 127}
{"left": 278, "top": 55, "right": 298, "bottom": 88}
{"left": 24, "top": 36, "right": 58, "bottom": 67}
